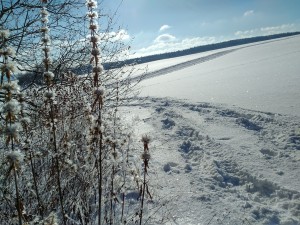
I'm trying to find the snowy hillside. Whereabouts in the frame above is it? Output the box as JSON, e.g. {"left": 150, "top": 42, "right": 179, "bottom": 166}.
{"left": 137, "top": 35, "right": 300, "bottom": 117}
{"left": 123, "top": 36, "right": 300, "bottom": 224}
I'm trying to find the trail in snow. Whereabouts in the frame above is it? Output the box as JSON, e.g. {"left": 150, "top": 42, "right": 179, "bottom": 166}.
{"left": 123, "top": 97, "right": 300, "bottom": 225}
{"left": 120, "top": 35, "right": 300, "bottom": 224}
{"left": 130, "top": 49, "right": 235, "bottom": 82}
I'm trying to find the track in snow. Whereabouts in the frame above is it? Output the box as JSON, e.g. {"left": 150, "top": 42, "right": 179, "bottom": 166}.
{"left": 123, "top": 97, "right": 300, "bottom": 225}
{"left": 130, "top": 49, "right": 236, "bottom": 83}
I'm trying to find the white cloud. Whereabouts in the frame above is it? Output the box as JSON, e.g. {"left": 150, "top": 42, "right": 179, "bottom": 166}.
{"left": 133, "top": 35, "right": 223, "bottom": 58}
{"left": 116, "top": 29, "right": 131, "bottom": 41}
{"left": 101, "top": 29, "right": 131, "bottom": 42}
{"left": 235, "top": 24, "right": 297, "bottom": 38}
{"left": 243, "top": 10, "right": 254, "bottom": 17}
{"left": 159, "top": 25, "right": 171, "bottom": 32}
{"left": 154, "top": 34, "right": 176, "bottom": 43}
{"left": 131, "top": 22, "right": 300, "bottom": 58}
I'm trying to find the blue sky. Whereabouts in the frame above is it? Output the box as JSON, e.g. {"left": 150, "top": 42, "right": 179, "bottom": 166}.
{"left": 101, "top": 0, "right": 300, "bottom": 57}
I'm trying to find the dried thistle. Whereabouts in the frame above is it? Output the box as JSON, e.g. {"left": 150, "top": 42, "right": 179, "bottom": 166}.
{"left": 0, "top": 29, "right": 10, "bottom": 39}
{"left": 86, "top": 0, "right": 97, "bottom": 9}
{"left": 141, "top": 135, "right": 150, "bottom": 151}
{"left": 6, "top": 150, "right": 24, "bottom": 165}
{"left": 94, "top": 86, "right": 105, "bottom": 96}
{"left": 92, "top": 65, "right": 103, "bottom": 73}
{"left": 89, "top": 24, "right": 98, "bottom": 31}
{"left": 141, "top": 135, "right": 150, "bottom": 144}
{"left": 141, "top": 152, "right": 150, "bottom": 161}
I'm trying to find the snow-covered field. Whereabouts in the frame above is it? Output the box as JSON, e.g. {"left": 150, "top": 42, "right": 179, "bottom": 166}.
{"left": 123, "top": 35, "right": 300, "bottom": 224}
{"left": 137, "top": 35, "right": 300, "bottom": 117}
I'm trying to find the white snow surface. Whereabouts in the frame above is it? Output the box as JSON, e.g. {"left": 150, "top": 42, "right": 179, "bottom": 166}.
{"left": 138, "top": 35, "right": 300, "bottom": 117}
{"left": 121, "top": 36, "right": 300, "bottom": 224}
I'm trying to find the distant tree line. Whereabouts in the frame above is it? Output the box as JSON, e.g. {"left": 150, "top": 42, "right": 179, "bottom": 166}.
{"left": 18, "top": 32, "right": 300, "bottom": 82}
{"left": 106, "top": 31, "right": 300, "bottom": 70}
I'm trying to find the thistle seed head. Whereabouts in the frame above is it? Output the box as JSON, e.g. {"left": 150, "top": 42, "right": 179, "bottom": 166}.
{"left": 89, "top": 24, "right": 98, "bottom": 31}
{"left": 92, "top": 65, "right": 103, "bottom": 73}
{"left": 0, "top": 29, "right": 10, "bottom": 39}
{"left": 6, "top": 150, "right": 24, "bottom": 164}
{"left": 86, "top": 0, "right": 97, "bottom": 9}
{"left": 141, "top": 135, "right": 150, "bottom": 144}
{"left": 94, "top": 86, "right": 105, "bottom": 96}
{"left": 141, "top": 152, "right": 151, "bottom": 160}
{"left": 87, "top": 11, "right": 98, "bottom": 18}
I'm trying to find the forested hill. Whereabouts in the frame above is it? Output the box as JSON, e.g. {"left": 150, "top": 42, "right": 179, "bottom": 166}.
{"left": 106, "top": 32, "right": 300, "bottom": 69}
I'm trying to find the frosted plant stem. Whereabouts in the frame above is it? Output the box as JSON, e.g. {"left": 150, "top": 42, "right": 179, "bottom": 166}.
{"left": 55, "top": 155, "right": 66, "bottom": 225}
{"left": 139, "top": 136, "right": 150, "bottom": 225}
{"left": 9, "top": 117, "right": 22, "bottom": 225}
{"left": 110, "top": 164, "right": 114, "bottom": 225}
{"left": 97, "top": 104, "right": 103, "bottom": 225}
{"left": 97, "top": 146, "right": 103, "bottom": 225}
{"left": 11, "top": 124, "right": 22, "bottom": 225}
{"left": 13, "top": 165, "right": 22, "bottom": 225}
{"left": 206, "top": 213, "right": 216, "bottom": 225}
{"left": 98, "top": 165, "right": 102, "bottom": 225}
{"left": 139, "top": 165, "right": 147, "bottom": 225}
{"left": 50, "top": 103, "right": 67, "bottom": 225}
{"left": 29, "top": 152, "right": 43, "bottom": 218}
